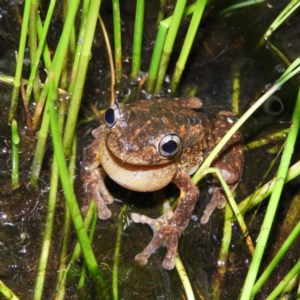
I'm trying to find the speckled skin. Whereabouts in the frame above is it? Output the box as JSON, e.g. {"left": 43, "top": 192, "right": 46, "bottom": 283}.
{"left": 81, "top": 97, "right": 243, "bottom": 270}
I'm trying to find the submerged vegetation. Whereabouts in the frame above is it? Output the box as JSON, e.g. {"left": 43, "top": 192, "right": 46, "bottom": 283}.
{"left": 0, "top": 0, "right": 299, "bottom": 299}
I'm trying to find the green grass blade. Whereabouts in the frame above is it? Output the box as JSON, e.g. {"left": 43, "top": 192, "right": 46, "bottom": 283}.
{"left": 63, "top": 0, "right": 102, "bottom": 156}
{"left": 154, "top": 0, "right": 187, "bottom": 94}
{"left": 0, "top": 281, "right": 19, "bottom": 300}
{"left": 8, "top": 0, "right": 31, "bottom": 122}
{"left": 171, "top": 0, "right": 206, "bottom": 93}
{"left": 26, "top": 0, "right": 56, "bottom": 102}
{"left": 252, "top": 220, "right": 300, "bottom": 296}
{"left": 112, "top": 0, "right": 122, "bottom": 82}
{"left": 130, "top": 0, "right": 144, "bottom": 79}
{"left": 48, "top": 73, "right": 109, "bottom": 298}
{"left": 221, "top": 0, "right": 266, "bottom": 14}
{"left": 259, "top": 0, "right": 300, "bottom": 45}
{"left": 11, "top": 119, "right": 20, "bottom": 189}
{"left": 240, "top": 87, "right": 300, "bottom": 300}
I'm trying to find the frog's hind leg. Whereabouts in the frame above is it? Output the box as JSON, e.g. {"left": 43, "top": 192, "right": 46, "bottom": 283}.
{"left": 201, "top": 111, "right": 243, "bottom": 224}
{"left": 81, "top": 138, "right": 114, "bottom": 219}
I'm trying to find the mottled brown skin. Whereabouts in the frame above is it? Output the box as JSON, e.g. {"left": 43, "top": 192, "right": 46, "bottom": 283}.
{"left": 81, "top": 97, "right": 243, "bottom": 270}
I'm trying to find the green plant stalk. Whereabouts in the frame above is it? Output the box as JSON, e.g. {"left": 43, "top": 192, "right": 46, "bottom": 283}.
{"left": 259, "top": 0, "right": 300, "bottom": 46}
{"left": 154, "top": 0, "right": 187, "bottom": 94}
{"left": 63, "top": 0, "right": 102, "bottom": 156}
{"left": 211, "top": 204, "right": 232, "bottom": 300}
{"left": 112, "top": 0, "right": 122, "bottom": 82}
{"left": 232, "top": 69, "right": 240, "bottom": 115}
{"left": 8, "top": 0, "right": 31, "bottom": 122}
{"left": 26, "top": 0, "right": 56, "bottom": 102}
{"left": 221, "top": 0, "right": 266, "bottom": 14}
{"left": 33, "top": 101, "right": 66, "bottom": 300}
{"left": 68, "top": 0, "right": 91, "bottom": 94}
{"left": 265, "top": 259, "right": 300, "bottom": 300}
{"left": 252, "top": 220, "right": 300, "bottom": 296}
{"left": 244, "top": 128, "right": 289, "bottom": 151}
{"left": 146, "top": 23, "right": 168, "bottom": 93}
{"left": 157, "top": 0, "right": 167, "bottom": 24}
{"left": 171, "top": 0, "right": 206, "bottom": 93}
{"left": 0, "top": 281, "right": 19, "bottom": 300}
{"left": 237, "top": 159, "right": 300, "bottom": 215}
{"left": 29, "top": 0, "right": 40, "bottom": 102}
{"left": 113, "top": 205, "right": 127, "bottom": 300}
{"left": 31, "top": 0, "right": 81, "bottom": 184}
{"left": 175, "top": 255, "right": 196, "bottom": 300}
{"left": 193, "top": 57, "right": 300, "bottom": 183}
{"left": 78, "top": 209, "right": 98, "bottom": 289}
{"left": 146, "top": 3, "right": 195, "bottom": 94}
{"left": 203, "top": 168, "right": 254, "bottom": 253}
{"left": 48, "top": 73, "right": 109, "bottom": 298}
{"left": 240, "top": 87, "right": 300, "bottom": 300}
{"left": 54, "top": 140, "right": 75, "bottom": 300}
{"left": 130, "top": 0, "right": 144, "bottom": 79}
{"left": 11, "top": 119, "right": 20, "bottom": 188}
{"left": 55, "top": 201, "right": 97, "bottom": 299}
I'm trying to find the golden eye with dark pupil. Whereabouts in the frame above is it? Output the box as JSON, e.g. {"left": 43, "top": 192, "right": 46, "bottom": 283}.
{"left": 158, "top": 133, "right": 181, "bottom": 157}
{"left": 104, "top": 104, "right": 120, "bottom": 128}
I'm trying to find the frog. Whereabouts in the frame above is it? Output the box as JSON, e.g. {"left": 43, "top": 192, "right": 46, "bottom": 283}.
{"left": 81, "top": 97, "right": 243, "bottom": 270}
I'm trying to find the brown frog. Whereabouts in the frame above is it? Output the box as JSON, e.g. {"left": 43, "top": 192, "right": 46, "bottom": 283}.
{"left": 81, "top": 97, "right": 243, "bottom": 270}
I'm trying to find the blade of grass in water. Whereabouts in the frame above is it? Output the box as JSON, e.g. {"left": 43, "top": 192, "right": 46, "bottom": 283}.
{"left": 26, "top": 0, "right": 56, "bottom": 103}
{"left": 112, "top": 0, "right": 122, "bottom": 82}
{"left": 0, "top": 281, "right": 19, "bottom": 300}
{"left": 252, "top": 220, "right": 300, "bottom": 296}
{"left": 240, "top": 86, "right": 300, "bottom": 300}
{"left": 170, "top": 0, "right": 206, "bottom": 93}
{"left": 30, "top": 0, "right": 81, "bottom": 185}
{"left": 9, "top": 0, "right": 31, "bottom": 122}
{"left": 33, "top": 100, "right": 67, "bottom": 300}
{"left": 154, "top": 0, "right": 186, "bottom": 94}
{"left": 130, "top": 0, "right": 144, "bottom": 79}
{"left": 258, "top": 0, "right": 300, "bottom": 46}
{"left": 48, "top": 72, "right": 109, "bottom": 299}
{"left": 11, "top": 120, "right": 20, "bottom": 189}
{"left": 28, "top": 0, "right": 40, "bottom": 102}
{"left": 113, "top": 205, "right": 127, "bottom": 300}
{"left": 63, "top": 0, "right": 102, "bottom": 156}
{"left": 265, "top": 259, "right": 300, "bottom": 300}
{"left": 221, "top": 0, "right": 266, "bottom": 14}
{"left": 146, "top": 3, "right": 195, "bottom": 94}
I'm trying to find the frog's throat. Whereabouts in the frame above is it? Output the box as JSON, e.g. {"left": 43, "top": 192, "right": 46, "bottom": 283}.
{"left": 99, "top": 138, "right": 177, "bottom": 192}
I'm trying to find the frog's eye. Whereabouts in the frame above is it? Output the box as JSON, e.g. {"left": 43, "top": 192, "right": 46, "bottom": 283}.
{"left": 104, "top": 104, "right": 120, "bottom": 128}
{"left": 158, "top": 133, "right": 181, "bottom": 157}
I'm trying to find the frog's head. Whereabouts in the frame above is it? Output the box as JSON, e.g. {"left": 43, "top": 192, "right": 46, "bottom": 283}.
{"left": 103, "top": 100, "right": 183, "bottom": 166}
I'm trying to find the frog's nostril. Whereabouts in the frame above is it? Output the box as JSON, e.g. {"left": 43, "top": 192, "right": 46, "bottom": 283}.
{"left": 158, "top": 133, "right": 181, "bottom": 157}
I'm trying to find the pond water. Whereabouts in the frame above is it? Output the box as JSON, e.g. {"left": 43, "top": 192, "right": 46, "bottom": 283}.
{"left": 0, "top": 1, "right": 299, "bottom": 299}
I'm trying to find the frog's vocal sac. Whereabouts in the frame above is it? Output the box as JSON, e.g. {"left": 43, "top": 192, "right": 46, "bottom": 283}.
{"left": 81, "top": 97, "right": 243, "bottom": 270}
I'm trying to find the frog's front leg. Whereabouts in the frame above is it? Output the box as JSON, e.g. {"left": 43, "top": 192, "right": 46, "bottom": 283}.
{"left": 81, "top": 127, "right": 114, "bottom": 219}
{"left": 131, "top": 171, "right": 199, "bottom": 270}
{"left": 201, "top": 111, "right": 244, "bottom": 224}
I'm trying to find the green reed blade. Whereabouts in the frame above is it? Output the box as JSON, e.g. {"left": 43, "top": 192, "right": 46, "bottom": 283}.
{"left": 112, "top": 0, "right": 122, "bottom": 82}
{"left": 240, "top": 86, "right": 300, "bottom": 300}
{"left": 8, "top": 0, "right": 31, "bottom": 122}
{"left": 26, "top": 0, "right": 56, "bottom": 102}
{"left": 221, "top": 0, "right": 266, "bottom": 14}
{"left": 11, "top": 120, "right": 20, "bottom": 189}
{"left": 48, "top": 72, "right": 109, "bottom": 299}
{"left": 63, "top": 0, "right": 102, "bottom": 156}
{"left": 259, "top": 0, "right": 300, "bottom": 46}
{"left": 130, "top": 0, "right": 144, "bottom": 79}
{"left": 171, "top": 0, "right": 206, "bottom": 93}
{"left": 154, "top": 0, "right": 186, "bottom": 94}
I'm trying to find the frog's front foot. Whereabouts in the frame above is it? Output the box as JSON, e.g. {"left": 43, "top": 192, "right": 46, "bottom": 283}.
{"left": 131, "top": 212, "right": 182, "bottom": 270}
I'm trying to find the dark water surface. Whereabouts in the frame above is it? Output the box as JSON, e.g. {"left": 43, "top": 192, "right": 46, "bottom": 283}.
{"left": 0, "top": 1, "right": 299, "bottom": 299}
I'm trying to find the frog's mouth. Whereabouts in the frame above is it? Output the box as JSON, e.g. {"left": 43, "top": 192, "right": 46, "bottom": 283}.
{"left": 99, "top": 137, "right": 177, "bottom": 192}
